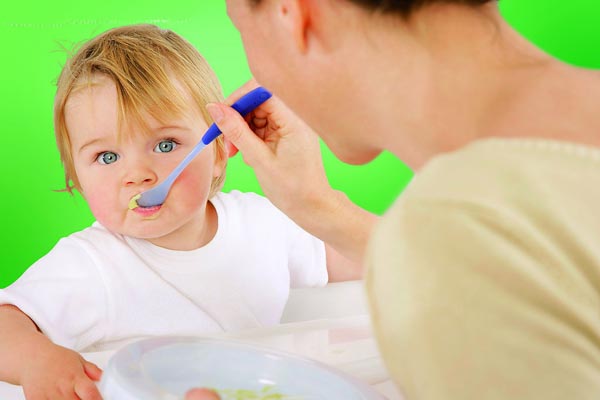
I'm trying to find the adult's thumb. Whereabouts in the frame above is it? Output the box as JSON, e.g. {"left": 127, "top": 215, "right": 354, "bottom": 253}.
{"left": 206, "top": 103, "right": 268, "bottom": 166}
{"left": 185, "top": 388, "right": 221, "bottom": 400}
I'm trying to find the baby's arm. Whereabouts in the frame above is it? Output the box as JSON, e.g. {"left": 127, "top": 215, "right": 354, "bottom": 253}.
{"left": 0, "top": 304, "right": 102, "bottom": 400}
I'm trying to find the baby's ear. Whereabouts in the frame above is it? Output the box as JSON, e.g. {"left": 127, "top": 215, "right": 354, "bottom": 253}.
{"left": 224, "top": 137, "right": 239, "bottom": 158}
{"left": 212, "top": 139, "right": 230, "bottom": 178}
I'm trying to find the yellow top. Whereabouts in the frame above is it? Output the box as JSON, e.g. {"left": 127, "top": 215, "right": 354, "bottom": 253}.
{"left": 366, "top": 138, "right": 600, "bottom": 400}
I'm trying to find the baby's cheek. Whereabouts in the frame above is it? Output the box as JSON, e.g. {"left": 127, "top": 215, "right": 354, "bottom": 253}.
{"left": 178, "top": 170, "right": 212, "bottom": 194}
{"left": 174, "top": 168, "right": 212, "bottom": 203}
{"left": 84, "top": 190, "right": 118, "bottom": 227}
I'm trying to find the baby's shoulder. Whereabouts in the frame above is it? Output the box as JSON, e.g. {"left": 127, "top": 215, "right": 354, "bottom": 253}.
{"left": 67, "top": 221, "right": 126, "bottom": 244}
{"left": 213, "top": 190, "right": 270, "bottom": 206}
{"left": 25, "top": 223, "right": 122, "bottom": 276}
{"left": 212, "top": 190, "right": 282, "bottom": 218}
{"left": 53, "top": 222, "right": 130, "bottom": 260}
{"left": 212, "top": 191, "right": 293, "bottom": 236}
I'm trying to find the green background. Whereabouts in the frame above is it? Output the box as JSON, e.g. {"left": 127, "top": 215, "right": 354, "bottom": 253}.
{"left": 1, "top": 1, "right": 599, "bottom": 288}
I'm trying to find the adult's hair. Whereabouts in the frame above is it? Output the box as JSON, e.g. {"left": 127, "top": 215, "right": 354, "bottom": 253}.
{"left": 344, "top": 0, "right": 495, "bottom": 15}
{"left": 250, "top": 0, "right": 496, "bottom": 17}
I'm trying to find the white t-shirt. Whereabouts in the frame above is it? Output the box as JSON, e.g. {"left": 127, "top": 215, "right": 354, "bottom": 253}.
{"left": 0, "top": 191, "right": 327, "bottom": 351}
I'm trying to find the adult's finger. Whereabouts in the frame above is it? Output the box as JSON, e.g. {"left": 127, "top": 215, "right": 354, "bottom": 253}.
{"left": 185, "top": 388, "right": 221, "bottom": 400}
{"left": 206, "top": 103, "right": 272, "bottom": 167}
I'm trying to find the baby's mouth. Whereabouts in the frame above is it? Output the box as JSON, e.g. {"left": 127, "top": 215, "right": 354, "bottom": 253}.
{"left": 128, "top": 194, "right": 162, "bottom": 218}
{"left": 132, "top": 205, "right": 161, "bottom": 218}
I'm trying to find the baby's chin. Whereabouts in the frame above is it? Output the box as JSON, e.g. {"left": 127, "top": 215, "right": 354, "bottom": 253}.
{"left": 97, "top": 218, "right": 175, "bottom": 241}
{"left": 95, "top": 205, "right": 211, "bottom": 243}
{"left": 122, "top": 224, "right": 177, "bottom": 241}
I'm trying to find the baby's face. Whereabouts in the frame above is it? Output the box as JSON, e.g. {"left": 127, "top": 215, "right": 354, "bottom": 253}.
{"left": 66, "top": 75, "right": 224, "bottom": 249}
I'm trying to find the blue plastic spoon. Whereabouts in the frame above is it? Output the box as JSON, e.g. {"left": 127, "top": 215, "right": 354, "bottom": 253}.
{"left": 133, "top": 87, "right": 272, "bottom": 208}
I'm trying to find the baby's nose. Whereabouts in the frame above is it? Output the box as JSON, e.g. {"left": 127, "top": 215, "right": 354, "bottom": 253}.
{"left": 123, "top": 165, "right": 158, "bottom": 187}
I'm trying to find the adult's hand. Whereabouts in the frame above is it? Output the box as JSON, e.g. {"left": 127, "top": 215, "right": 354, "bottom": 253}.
{"left": 207, "top": 80, "right": 332, "bottom": 223}
{"left": 206, "top": 81, "right": 378, "bottom": 264}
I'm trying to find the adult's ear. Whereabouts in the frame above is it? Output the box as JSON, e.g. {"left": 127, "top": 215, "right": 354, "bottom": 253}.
{"left": 279, "top": 0, "right": 319, "bottom": 54}
{"left": 279, "top": 0, "right": 344, "bottom": 55}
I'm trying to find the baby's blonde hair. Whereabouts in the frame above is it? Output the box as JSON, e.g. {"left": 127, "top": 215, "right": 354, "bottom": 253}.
{"left": 54, "top": 24, "right": 227, "bottom": 197}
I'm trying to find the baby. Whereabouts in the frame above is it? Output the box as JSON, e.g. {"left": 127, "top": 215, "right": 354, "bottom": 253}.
{"left": 0, "top": 24, "right": 360, "bottom": 399}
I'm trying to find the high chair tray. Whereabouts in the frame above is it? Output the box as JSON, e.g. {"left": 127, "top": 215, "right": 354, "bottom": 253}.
{"left": 99, "top": 336, "right": 385, "bottom": 400}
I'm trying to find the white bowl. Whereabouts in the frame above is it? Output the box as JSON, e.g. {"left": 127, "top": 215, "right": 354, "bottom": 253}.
{"left": 100, "top": 337, "right": 385, "bottom": 400}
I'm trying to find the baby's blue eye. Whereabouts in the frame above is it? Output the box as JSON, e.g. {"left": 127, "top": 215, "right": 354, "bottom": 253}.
{"left": 97, "top": 151, "right": 119, "bottom": 165}
{"left": 154, "top": 140, "right": 177, "bottom": 153}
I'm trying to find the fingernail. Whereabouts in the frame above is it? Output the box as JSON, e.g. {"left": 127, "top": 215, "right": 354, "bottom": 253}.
{"left": 206, "top": 103, "right": 224, "bottom": 123}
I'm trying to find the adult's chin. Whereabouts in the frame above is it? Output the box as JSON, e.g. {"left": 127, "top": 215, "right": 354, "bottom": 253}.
{"left": 327, "top": 141, "right": 383, "bottom": 166}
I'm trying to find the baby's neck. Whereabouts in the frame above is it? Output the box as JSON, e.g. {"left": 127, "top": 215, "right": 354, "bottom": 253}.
{"left": 146, "top": 201, "right": 218, "bottom": 251}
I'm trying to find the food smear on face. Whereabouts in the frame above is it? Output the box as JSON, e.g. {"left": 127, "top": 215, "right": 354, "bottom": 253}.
{"left": 128, "top": 194, "right": 141, "bottom": 210}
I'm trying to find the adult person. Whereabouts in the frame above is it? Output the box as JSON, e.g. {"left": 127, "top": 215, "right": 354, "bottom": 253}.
{"left": 202, "top": 0, "right": 600, "bottom": 399}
